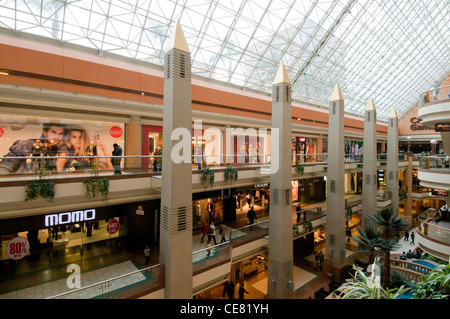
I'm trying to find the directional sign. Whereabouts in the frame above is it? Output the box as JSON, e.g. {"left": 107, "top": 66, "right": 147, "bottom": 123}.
{"left": 7, "top": 237, "right": 30, "bottom": 260}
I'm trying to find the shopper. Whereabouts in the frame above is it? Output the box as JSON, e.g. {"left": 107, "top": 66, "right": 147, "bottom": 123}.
{"left": 247, "top": 206, "right": 257, "bottom": 225}
{"left": 144, "top": 246, "right": 151, "bottom": 265}
{"left": 404, "top": 230, "right": 409, "bottom": 241}
{"left": 238, "top": 282, "right": 249, "bottom": 299}
{"left": 111, "top": 143, "right": 123, "bottom": 175}
{"left": 207, "top": 221, "right": 217, "bottom": 245}
{"left": 296, "top": 204, "right": 301, "bottom": 223}
{"left": 410, "top": 231, "right": 415, "bottom": 245}
{"left": 200, "top": 220, "right": 209, "bottom": 244}
{"left": 219, "top": 223, "right": 229, "bottom": 243}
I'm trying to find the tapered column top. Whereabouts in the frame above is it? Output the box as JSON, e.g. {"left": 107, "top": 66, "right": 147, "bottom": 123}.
{"left": 389, "top": 107, "right": 398, "bottom": 118}
{"left": 273, "top": 62, "right": 291, "bottom": 85}
{"left": 365, "top": 97, "right": 376, "bottom": 111}
{"left": 330, "top": 83, "right": 344, "bottom": 101}
{"left": 165, "top": 19, "right": 190, "bottom": 53}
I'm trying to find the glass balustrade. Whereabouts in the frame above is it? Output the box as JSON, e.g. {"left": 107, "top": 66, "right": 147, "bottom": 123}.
{"left": 47, "top": 263, "right": 163, "bottom": 299}
{"left": 418, "top": 209, "right": 450, "bottom": 245}
{"left": 419, "top": 85, "right": 450, "bottom": 107}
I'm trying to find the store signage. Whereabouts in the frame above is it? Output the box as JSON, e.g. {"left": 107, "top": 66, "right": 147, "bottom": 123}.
{"left": 107, "top": 219, "right": 120, "bottom": 234}
{"left": 136, "top": 206, "right": 144, "bottom": 215}
{"left": 7, "top": 236, "right": 30, "bottom": 260}
{"left": 254, "top": 183, "right": 268, "bottom": 188}
{"left": 410, "top": 117, "right": 432, "bottom": 131}
{"left": 44, "top": 209, "right": 96, "bottom": 227}
{"left": 435, "top": 123, "right": 450, "bottom": 132}
{"left": 109, "top": 126, "right": 123, "bottom": 138}
{"left": 292, "top": 181, "right": 298, "bottom": 201}
{"left": 298, "top": 137, "right": 305, "bottom": 142}
{"left": 0, "top": 127, "right": 3, "bottom": 138}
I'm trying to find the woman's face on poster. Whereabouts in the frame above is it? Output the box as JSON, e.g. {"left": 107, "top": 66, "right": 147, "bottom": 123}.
{"left": 70, "top": 130, "right": 83, "bottom": 150}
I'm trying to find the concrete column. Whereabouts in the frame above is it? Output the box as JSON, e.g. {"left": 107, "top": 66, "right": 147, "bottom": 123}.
{"left": 159, "top": 20, "right": 193, "bottom": 299}
{"left": 362, "top": 98, "right": 378, "bottom": 226}
{"left": 125, "top": 116, "right": 142, "bottom": 169}
{"left": 325, "top": 84, "right": 347, "bottom": 275}
{"left": 387, "top": 108, "right": 399, "bottom": 214}
{"left": 405, "top": 152, "right": 413, "bottom": 219}
{"left": 267, "top": 62, "right": 294, "bottom": 299}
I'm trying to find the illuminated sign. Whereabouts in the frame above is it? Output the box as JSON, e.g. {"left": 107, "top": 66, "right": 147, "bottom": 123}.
{"left": 435, "top": 123, "right": 450, "bottom": 132}
{"left": 45, "top": 209, "right": 96, "bottom": 227}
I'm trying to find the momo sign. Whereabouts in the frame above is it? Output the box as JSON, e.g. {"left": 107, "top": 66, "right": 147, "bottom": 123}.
{"left": 45, "top": 209, "right": 96, "bottom": 227}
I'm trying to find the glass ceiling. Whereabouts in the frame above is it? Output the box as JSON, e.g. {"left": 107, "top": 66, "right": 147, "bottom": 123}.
{"left": 0, "top": 0, "right": 449, "bottom": 121}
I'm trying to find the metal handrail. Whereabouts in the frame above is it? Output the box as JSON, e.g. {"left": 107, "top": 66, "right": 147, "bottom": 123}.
{"left": 46, "top": 263, "right": 161, "bottom": 299}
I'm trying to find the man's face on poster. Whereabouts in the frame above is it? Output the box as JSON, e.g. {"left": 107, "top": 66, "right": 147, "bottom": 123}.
{"left": 44, "top": 126, "right": 65, "bottom": 145}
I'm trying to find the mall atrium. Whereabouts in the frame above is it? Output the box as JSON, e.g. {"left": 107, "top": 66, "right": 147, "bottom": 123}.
{"left": 0, "top": 0, "right": 448, "bottom": 300}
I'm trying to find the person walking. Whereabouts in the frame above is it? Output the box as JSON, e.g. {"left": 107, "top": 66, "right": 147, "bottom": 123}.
{"left": 219, "top": 223, "right": 229, "bottom": 243}
{"left": 410, "top": 231, "right": 415, "bottom": 245}
{"left": 247, "top": 206, "right": 257, "bottom": 225}
{"left": 207, "top": 221, "right": 217, "bottom": 245}
{"left": 404, "top": 230, "right": 409, "bottom": 242}
{"left": 238, "top": 282, "right": 249, "bottom": 299}
{"left": 296, "top": 204, "right": 301, "bottom": 223}
{"left": 144, "top": 246, "right": 151, "bottom": 265}
{"left": 200, "top": 220, "right": 209, "bottom": 244}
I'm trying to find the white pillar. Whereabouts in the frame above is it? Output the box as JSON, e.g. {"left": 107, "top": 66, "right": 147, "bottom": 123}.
{"left": 159, "top": 20, "right": 193, "bottom": 299}
{"left": 267, "top": 62, "right": 294, "bottom": 299}
{"left": 325, "top": 84, "right": 346, "bottom": 267}
{"left": 362, "top": 97, "right": 378, "bottom": 226}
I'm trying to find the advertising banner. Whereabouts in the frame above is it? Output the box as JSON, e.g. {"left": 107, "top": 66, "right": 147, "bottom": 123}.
{"left": 0, "top": 115, "right": 124, "bottom": 174}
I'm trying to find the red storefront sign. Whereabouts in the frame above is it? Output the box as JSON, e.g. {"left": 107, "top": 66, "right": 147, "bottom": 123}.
{"left": 110, "top": 126, "right": 123, "bottom": 138}
{"left": 7, "top": 237, "right": 30, "bottom": 260}
{"left": 107, "top": 219, "right": 120, "bottom": 234}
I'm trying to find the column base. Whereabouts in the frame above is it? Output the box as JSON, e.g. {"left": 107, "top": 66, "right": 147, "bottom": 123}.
{"left": 323, "top": 260, "right": 348, "bottom": 282}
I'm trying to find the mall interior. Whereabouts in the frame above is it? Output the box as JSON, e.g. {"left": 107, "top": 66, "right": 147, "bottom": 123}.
{"left": 0, "top": 1, "right": 449, "bottom": 300}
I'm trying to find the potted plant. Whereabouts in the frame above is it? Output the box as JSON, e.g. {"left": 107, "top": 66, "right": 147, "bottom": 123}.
{"left": 200, "top": 167, "right": 215, "bottom": 189}
{"left": 295, "top": 163, "right": 304, "bottom": 175}
{"left": 24, "top": 168, "right": 55, "bottom": 202}
{"left": 224, "top": 165, "right": 238, "bottom": 183}
{"left": 83, "top": 162, "right": 109, "bottom": 201}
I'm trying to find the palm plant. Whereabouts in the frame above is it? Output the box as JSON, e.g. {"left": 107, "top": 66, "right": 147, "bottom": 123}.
{"left": 352, "top": 225, "right": 384, "bottom": 265}
{"left": 369, "top": 207, "right": 408, "bottom": 289}
{"left": 340, "top": 265, "right": 409, "bottom": 299}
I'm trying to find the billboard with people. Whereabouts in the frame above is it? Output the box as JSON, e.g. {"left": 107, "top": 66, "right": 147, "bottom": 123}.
{"left": 0, "top": 115, "right": 124, "bottom": 175}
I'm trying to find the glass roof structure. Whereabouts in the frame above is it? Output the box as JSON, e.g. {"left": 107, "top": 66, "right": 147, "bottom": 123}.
{"left": 0, "top": 0, "right": 449, "bottom": 121}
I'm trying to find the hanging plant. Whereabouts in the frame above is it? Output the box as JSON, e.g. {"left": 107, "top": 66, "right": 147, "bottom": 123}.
{"left": 346, "top": 206, "right": 353, "bottom": 218}
{"left": 224, "top": 165, "right": 238, "bottom": 183}
{"left": 25, "top": 181, "right": 56, "bottom": 202}
{"left": 84, "top": 178, "right": 109, "bottom": 201}
{"left": 200, "top": 167, "right": 215, "bottom": 189}
{"left": 24, "top": 167, "right": 55, "bottom": 202}
{"left": 303, "top": 220, "right": 313, "bottom": 232}
{"left": 296, "top": 163, "right": 305, "bottom": 175}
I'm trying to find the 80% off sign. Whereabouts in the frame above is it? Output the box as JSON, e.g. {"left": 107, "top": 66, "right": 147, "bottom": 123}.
{"left": 7, "top": 237, "right": 30, "bottom": 260}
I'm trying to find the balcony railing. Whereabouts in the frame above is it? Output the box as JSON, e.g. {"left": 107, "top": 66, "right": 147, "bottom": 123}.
{"left": 0, "top": 152, "right": 416, "bottom": 180}
{"left": 47, "top": 263, "right": 163, "bottom": 299}
{"left": 419, "top": 85, "right": 450, "bottom": 107}
{"left": 418, "top": 155, "right": 450, "bottom": 170}
{"left": 417, "top": 208, "right": 450, "bottom": 245}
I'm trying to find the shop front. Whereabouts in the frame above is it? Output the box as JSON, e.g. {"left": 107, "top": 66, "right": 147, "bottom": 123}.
{"left": 193, "top": 190, "right": 225, "bottom": 230}
{"left": 0, "top": 200, "right": 160, "bottom": 282}
{"left": 234, "top": 184, "right": 270, "bottom": 221}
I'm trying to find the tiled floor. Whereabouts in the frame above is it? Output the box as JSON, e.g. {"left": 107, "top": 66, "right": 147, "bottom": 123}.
{"left": 0, "top": 260, "right": 147, "bottom": 299}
